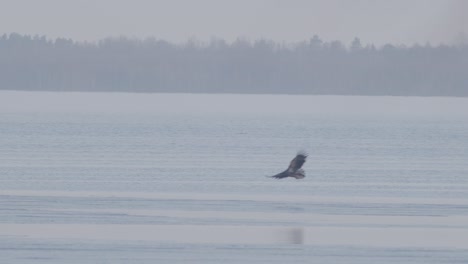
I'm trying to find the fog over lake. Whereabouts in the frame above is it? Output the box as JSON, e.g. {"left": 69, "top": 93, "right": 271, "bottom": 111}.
{"left": 3, "top": 0, "right": 468, "bottom": 262}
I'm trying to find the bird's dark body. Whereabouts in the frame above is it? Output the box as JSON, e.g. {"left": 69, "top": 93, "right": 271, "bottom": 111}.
{"left": 270, "top": 152, "right": 307, "bottom": 179}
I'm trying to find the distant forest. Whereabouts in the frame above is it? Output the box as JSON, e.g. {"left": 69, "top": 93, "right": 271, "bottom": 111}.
{"left": 1, "top": 33, "right": 467, "bottom": 96}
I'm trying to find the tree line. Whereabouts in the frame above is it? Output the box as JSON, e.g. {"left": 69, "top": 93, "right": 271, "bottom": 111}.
{"left": 1, "top": 33, "right": 467, "bottom": 96}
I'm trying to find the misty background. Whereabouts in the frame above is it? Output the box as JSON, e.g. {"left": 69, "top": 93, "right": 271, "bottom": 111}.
{"left": 1, "top": 33, "right": 467, "bottom": 96}
{"left": 2, "top": 0, "right": 467, "bottom": 46}
{"left": 1, "top": 0, "right": 467, "bottom": 96}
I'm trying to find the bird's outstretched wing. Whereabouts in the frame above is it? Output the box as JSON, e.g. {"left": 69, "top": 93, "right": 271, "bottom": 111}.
{"left": 270, "top": 170, "right": 290, "bottom": 179}
{"left": 288, "top": 152, "right": 308, "bottom": 172}
{"left": 269, "top": 151, "right": 308, "bottom": 179}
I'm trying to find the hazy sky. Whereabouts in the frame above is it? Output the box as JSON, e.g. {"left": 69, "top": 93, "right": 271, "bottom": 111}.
{"left": 1, "top": 0, "right": 466, "bottom": 46}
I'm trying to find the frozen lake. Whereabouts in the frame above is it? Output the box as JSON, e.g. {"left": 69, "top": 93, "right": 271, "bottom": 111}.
{"left": 1, "top": 91, "right": 468, "bottom": 263}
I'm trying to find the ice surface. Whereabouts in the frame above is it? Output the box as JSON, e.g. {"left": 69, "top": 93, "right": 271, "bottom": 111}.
{"left": 1, "top": 91, "right": 468, "bottom": 118}
{"left": 1, "top": 91, "right": 468, "bottom": 263}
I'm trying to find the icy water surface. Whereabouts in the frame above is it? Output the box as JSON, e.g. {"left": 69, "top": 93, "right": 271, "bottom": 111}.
{"left": 1, "top": 92, "right": 468, "bottom": 263}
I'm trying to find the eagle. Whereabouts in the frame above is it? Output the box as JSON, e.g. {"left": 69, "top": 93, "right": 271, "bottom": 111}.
{"left": 269, "top": 152, "right": 308, "bottom": 179}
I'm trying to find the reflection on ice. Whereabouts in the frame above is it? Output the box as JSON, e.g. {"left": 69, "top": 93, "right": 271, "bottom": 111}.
{"left": 2, "top": 224, "right": 468, "bottom": 248}
{"left": 0, "top": 224, "right": 305, "bottom": 245}
{"left": 287, "top": 228, "right": 305, "bottom": 244}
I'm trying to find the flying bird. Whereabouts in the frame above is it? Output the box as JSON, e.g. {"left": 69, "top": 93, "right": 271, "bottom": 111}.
{"left": 269, "top": 152, "right": 308, "bottom": 179}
